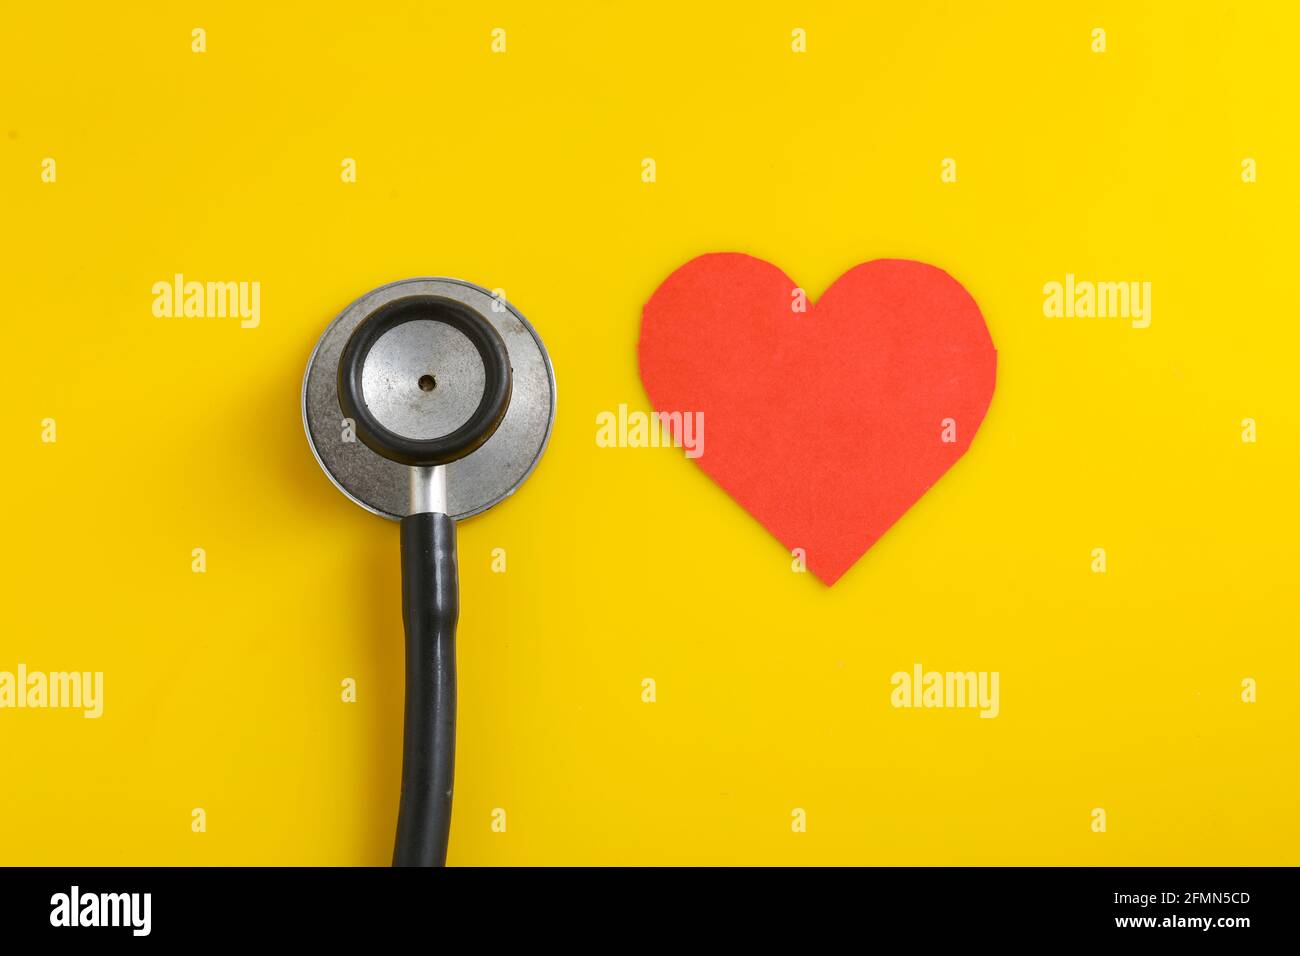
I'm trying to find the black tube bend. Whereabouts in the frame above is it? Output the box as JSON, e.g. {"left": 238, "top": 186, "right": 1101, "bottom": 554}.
{"left": 393, "top": 511, "right": 458, "bottom": 867}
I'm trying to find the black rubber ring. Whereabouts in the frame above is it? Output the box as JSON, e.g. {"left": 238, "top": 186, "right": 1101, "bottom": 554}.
{"left": 337, "top": 295, "right": 513, "bottom": 467}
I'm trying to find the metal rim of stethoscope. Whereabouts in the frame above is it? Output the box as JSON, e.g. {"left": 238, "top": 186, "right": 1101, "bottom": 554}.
{"left": 301, "top": 276, "right": 556, "bottom": 520}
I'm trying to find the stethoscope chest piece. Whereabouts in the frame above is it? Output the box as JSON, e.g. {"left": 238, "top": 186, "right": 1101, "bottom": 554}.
{"left": 303, "top": 277, "right": 555, "bottom": 520}
{"left": 301, "top": 278, "right": 555, "bottom": 866}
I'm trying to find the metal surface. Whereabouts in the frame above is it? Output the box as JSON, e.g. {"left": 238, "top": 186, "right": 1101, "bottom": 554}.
{"left": 408, "top": 465, "right": 448, "bottom": 516}
{"left": 302, "top": 278, "right": 556, "bottom": 521}
{"left": 361, "top": 320, "right": 486, "bottom": 441}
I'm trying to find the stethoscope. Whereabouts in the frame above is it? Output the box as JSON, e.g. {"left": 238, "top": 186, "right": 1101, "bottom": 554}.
{"left": 302, "top": 278, "right": 555, "bottom": 866}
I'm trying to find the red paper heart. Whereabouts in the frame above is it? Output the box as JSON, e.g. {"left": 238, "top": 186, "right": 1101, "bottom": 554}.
{"left": 638, "top": 254, "right": 997, "bottom": 585}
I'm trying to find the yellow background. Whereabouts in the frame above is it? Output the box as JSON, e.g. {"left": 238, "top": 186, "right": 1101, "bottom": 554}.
{"left": 2, "top": 2, "right": 1296, "bottom": 865}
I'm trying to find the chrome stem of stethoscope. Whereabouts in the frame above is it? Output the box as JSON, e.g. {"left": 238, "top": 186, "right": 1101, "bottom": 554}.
{"left": 409, "top": 465, "right": 448, "bottom": 516}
